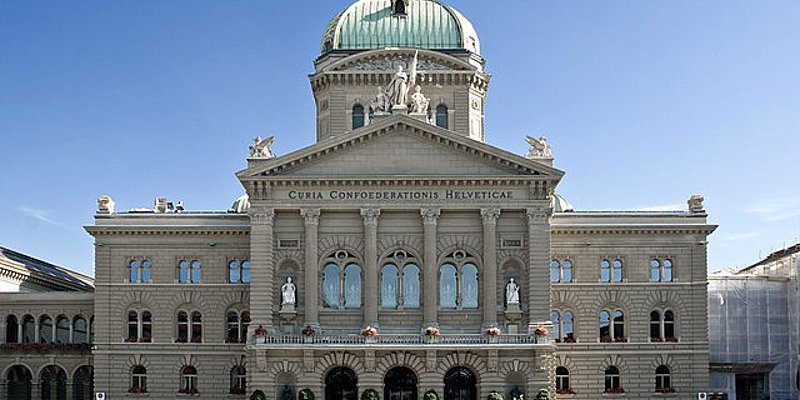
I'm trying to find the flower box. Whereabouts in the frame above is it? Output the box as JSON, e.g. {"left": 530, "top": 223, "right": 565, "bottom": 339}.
{"left": 486, "top": 325, "right": 501, "bottom": 336}
{"left": 361, "top": 326, "right": 379, "bottom": 337}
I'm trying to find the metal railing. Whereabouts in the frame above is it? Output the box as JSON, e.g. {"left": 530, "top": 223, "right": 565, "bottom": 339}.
{"left": 254, "top": 334, "right": 543, "bottom": 346}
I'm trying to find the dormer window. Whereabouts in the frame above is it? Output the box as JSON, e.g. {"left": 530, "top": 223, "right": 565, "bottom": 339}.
{"left": 393, "top": 0, "right": 406, "bottom": 16}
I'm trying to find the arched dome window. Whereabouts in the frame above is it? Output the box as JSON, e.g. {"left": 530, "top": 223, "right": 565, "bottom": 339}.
{"left": 393, "top": 0, "right": 406, "bottom": 15}
{"left": 352, "top": 105, "right": 365, "bottom": 130}
{"left": 436, "top": 105, "right": 449, "bottom": 129}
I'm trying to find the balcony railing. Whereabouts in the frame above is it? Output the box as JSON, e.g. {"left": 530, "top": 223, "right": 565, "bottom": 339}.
{"left": 253, "top": 334, "right": 544, "bottom": 346}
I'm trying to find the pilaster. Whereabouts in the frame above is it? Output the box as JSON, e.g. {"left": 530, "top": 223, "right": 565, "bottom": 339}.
{"left": 249, "top": 207, "right": 276, "bottom": 335}
{"left": 527, "top": 207, "right": 553, "bottom": 327}
{"left": 481, "top": 208, "right": 500, "bottom": 327}
{"left": 301, "top": 208, "right": 321, "bottom": 327}
{"left": 361, "top": 208, "right": 381, "bottom": 327}
{"left": 421, "top": 209, "right": 441, "bottom": 327}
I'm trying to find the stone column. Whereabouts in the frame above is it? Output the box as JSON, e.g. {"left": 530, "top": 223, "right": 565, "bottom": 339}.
{"left": 527, "top": 207, "right": 553, "bottom": 327}
{"left": 0, "top": 379, "right": 7, "bottom": 400}
{"left": 0, "top": 320, "right": 5, "bottom": 343}
{"left": 31, "top": 382, "right": 41, "bottom": 400}
{"left": 249, "top": 207, "right": 275, "bottom": 337}
{"left": 421, "top": 209, "right": 441, "bottom": 327}
{"left": 301, "top": 208, "right": 321, "bottom": 327}
{"left": 361, "top": 209, "right": 381, "bottom": 327}
{"left": 481, "top": 208, "right": 501, "bottom": 327}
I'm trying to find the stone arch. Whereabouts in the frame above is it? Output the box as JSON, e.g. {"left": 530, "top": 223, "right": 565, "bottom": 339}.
{"left": 498, "top": 359, "right": 534, "bottom": 381}
{"left": 436, "top": 352, "right": 488, "bottom": 381}
{"left": 318, "top": 235, "right": 365, "bottom": 258}
{"left": 317, "top": 352, "right": 366, "bottom": 376}
{"left": 436, "top": 236, "right": 483, "bottom": 263}
{"left": 215, "top": 290, "right": 250, "bottom": 316}
{"left": 269, "top": 360, "right": 303, "bottom": 378}
{"left": 648, "top": 354, "right": 680, "bottom": 376}
{"left": 326, "top": 48, "right": 475, "bottom": 73}
{"left": 168, "top": 290, "right": 211, "bottom": 316}
{"left": 275, "top": 249, "right": 303, "bottom": 266}
{"left": 228, "top": 355, "right": 248, "bottom": 371}
{"left": 68, "top": 364, "right": 93, "bottom": 380}
{"left": 551, "top": 290, "right": 581, "bottom": 312}
{"left": 641, "top": 290, "right": 685, "bottom": 316}
{"left": 499, "top": 256, "right": 528, "bottom": 307}
{"left": 113, "top": 290, "right": 156, "bottom": 316}
{"left": 377, "top": 236, "right": 423, "bottom": 259}
{"left": 377, "top": 352, "right": 425, "bottom": 377}
{"left": 590, "top": 290, "right": 631, "bottom": 313}
{"left": 275, "top": 259, "right": 301, "bottom": 309}
{"left": 2, "top": 362, "right": 33, "bottom": 379}
{"left": 175, "top": 354, "right": 201, "bottom": 373}
{"left": 553, "top": 354, "right": 576, "bottom": 373}
{"left": 125, "top": 354, "right": 151, "bottom": 370}
{"left": 598, "top": 354, "right": 628, "bottom": 375}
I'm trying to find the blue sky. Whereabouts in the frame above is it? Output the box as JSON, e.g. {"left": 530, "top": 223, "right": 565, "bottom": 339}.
{"left": 1, "top": 1, "right": 798, "bottom": 278}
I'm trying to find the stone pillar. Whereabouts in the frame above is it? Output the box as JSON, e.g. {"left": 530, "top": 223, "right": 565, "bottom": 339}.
{"left": 481, "top": 208, "right": 501, "bottom": 327}
{"left": 421, "top": 209, "right": 441, "bottom": 327}
{"left": 301, "top": 208, "right": 321, "bottom": 327}
{"left": 249, "top": 207, "right": 276, "bottom": 336}
{"left": 65, "top": 382, "right": 73, "bottom": 400}
{"left": 527, "top": 207, "right": 553, "bottom": 327}
{"left": 0, "top": 379, "right": 7, "bottom": 400}
{"left": 361, "top": 209, "right": 381, "bottom": 327}
{"left": 34, "top": 323, "right": 39, "bottom": 343}
{"left": 31, "top": 382, "right": 41, "bottom": 400}
{"left": 0, "top": 320, "right": 5, "bottom": 343}
{"left": 18, "top": 323, "right": 23, "bottom": 343}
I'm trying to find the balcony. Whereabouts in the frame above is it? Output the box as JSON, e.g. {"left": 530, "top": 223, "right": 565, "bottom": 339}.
{"left": 251, "top": 334, "right": 549, "bottom": 349}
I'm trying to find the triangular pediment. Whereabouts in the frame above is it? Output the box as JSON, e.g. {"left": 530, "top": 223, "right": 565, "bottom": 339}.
{"left": 237, "top": 116, "right": 563, "bottom": 180}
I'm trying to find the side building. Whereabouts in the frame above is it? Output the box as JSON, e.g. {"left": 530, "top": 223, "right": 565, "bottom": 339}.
{"left": 709, "top": 244, "right": 800, "bottom": 399}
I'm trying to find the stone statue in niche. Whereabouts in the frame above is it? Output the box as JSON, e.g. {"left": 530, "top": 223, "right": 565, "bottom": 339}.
{"left": 526, "top": 136, "right": 552, "bottom": 158}
{"left": 281, "top": 277, "right": 296, "bottom": 305}
{"left": 506, "top": 278, "right": 520, "bottom": 305}
{"left": 370, "top": 86, "right": 390, "bottom": 115}
{"left": 249, "top": 136, "right": 275, "bottom": 158}
{"left": 385, "top": 51, "right": 418, "bottom": 109}
{"left": 409, "top": 85, "right": 430, "bottom": 115}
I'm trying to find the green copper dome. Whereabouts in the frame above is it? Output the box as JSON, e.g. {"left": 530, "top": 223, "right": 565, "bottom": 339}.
{"left": 321, "top": 0, "right": 480, "bottom": 55}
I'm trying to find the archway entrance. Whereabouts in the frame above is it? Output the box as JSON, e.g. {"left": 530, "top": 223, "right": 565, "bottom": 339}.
{"left": 40, "top": 365, "right": 67, "bottom": 400}
{"left": 325, "top": 367, "right": 357, "bottom": 400}
{"left": 73, "top": 366, "right": 94, "bottom": 400}
{"left": 7, "top": 365, "right": 32, "bottom": 400}
{"left": 444, "top": 367, "right": 476, "bottom": 400}
{"left": 384, "top": 367, "right": 417, "bottom": 400}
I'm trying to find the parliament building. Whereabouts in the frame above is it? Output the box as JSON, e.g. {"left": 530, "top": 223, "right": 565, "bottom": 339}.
{"left": 1, "top": 1, "right": 717, "bottom": 399}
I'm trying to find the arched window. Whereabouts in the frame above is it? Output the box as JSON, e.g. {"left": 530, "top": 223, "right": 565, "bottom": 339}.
{"left": 131, "top": 366, "right": 147, "bottom": 394}
{"left": 612, "top": 259, "right": 623, "bottom": 282}
{"left": 655, "top": 365, "right": 672, "bottom": 393}
{"left": 600, "top": 259, "right": 611, "bottom": 282}
{"left": 179, "top": 260, "right": 201, "bottom": 284}
{"left": 436, "top": 105, "right": 449, "bottom": 129}
{"left": 39, "top": 315, "right": 53, "bottom": 343}
{"left": 229, "top": 261, "right": 241, "bottom": 283}
{"left": 179, "top": 366, "right": 198, "bottom": 395}
{"left": 384, "top": 367, "right": 417, "bottom": 400}
{"left": 242, "top": 261, "right": 251, "bottom": 283}
{"left": 650, "top": 309, "right": 677, "bottom": 342}
{"left": 90, "top": 316, "right": 95, "bottom": 343}
{"left": 55, "top": 316, "right": 69, "bottom": 343}
{"left": 325, "top": 367, "right": 357, "bottom": 400}
{"left": 664, "top": 310, "right": 675, "bottom": 339}
{"left": 40, "top": 365, "right": 67, "bottom": 400}
{"left": 7, "top": 365, "right": 32, "bottom": 400}
{"left": 130, "top": 260, "right": 139, "bottom": 283}
{"left": 142, "top": 311, "right": 152, "bottom": 342}
{"left": 141, "top": 260, "right": 151, "bottom": 283}
{"left": 127, "top": 311, "right": 152, "bottom": 342}
{"left": 73, "top": 365, "right": 93, "bottom": 399}
{"left": 322, "top": 251, "right": 362, "bottom": 309}
{"left": 651, "top": 259, "right": 674, "bottom": 282}
{"left": 277, "top": 373, "right": 296, "bottom": 400}
{"left": 230, "top": 366, "right": 247, "bottom": 395}
{"left": 604, "top": 366, "right": 622, "bottom": 394}
{"left": 226, "top": 310, "right": 250, "bottom": 343}
{"left": 352, "top": 105, "right": 365, "bottom": 130}
{"left": 381, "top": 250, "right": 420, "bottom": 310}
{"left": 127, "top": 311, "right": 138, "bottom": 341}
{"left": 556, "top": 367, "right": 572, "bottom": 394}
{"left": 177, "top": 311, "right": 189, "bottom": 343}
{"left": 130, "top": 260, "right": 151, "bottom": 283}
{"left": 551, "top": 259, "right": 573, "bottom": 283}
{"left": 6, "top": 315, "right": 19, "bottom": 343}
{"left": 191, "top": 311, "right": 202, "bottom": 343}
{"left": 600, "top": 309, "right": 626, "bottom": 342}
{"left": 650, "top": 311, "right": 661, "bottom": 340}
{"left": 72, "top": 316, "right": 89, "bottom": 343}
{"left": 444, "top": 367, "right": 476, "bottom": 400}
{"left": 22, "top": 314, "right": 36, "bottom": 343}
{"left": 439, "top": 250, "right": 480, "bottom": 309}
{"left": 552, "top": 310, "right": 575, "bottom": 343}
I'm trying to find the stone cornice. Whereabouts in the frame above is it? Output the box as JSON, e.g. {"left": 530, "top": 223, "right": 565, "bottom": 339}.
{"left": 420, "top": 208, "right": 441, "bottom": 226}
{"left": 263, "top": 177, "right": 544, "bottom": 187}
{"left": 550, "top": 225, "right": 717, "bottom": 236}
{"left": 85, "top": 226, "right": 250, "bottom": 237}
{"left": 0, "top": 266, "right": 92, "bottom": 292}
{"left": 360, "top": 208, "right": 381, "bottom": 226}
{"left": 480, "top": 208, "right": 501, "bottom": 225}
{"left": 301, "top": 208, "right": 321, "bottom": 226}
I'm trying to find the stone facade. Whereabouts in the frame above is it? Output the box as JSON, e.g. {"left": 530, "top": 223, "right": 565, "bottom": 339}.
{"left": 1, "top": 1, "right": 718, "bottom": 400}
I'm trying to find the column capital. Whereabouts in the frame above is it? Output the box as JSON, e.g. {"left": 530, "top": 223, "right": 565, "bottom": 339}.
{"left": 300, "top": 208, "right": 321, "bottom": 226}
{"left": 361, "top": 208, "right": 381, "bottom": 226}
{"left": 480, "top": 208, "right": 501, "bottom": 225}
{"left": 420, "top": 208, "right": 441, "bottom": 226}
{"left": 526, "top": 207, "right": 553, "bottom": 225}
{"left": 249, "top": 207, "right": 275, "bottom": 225}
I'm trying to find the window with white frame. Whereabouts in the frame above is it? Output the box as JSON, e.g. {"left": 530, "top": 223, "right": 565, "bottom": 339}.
{"left": 226, "top": 310, "right": 250, "bottom": 343}
{"left": 655, "top": 365, "right": 672, "bottom": 393}
{"left": 131, "top": 366, "right": 147, "bottom": 394}
{"left": 230, "top": 366, "right": 247, "bottom": 395}
{"left": 126, "top": 310, "right": 152, "bottom": 343}
{"left": 178, "top": 260, "right": 201, "bottom": 284}
{"left": 550, "top": 259, "right": 573, "bottom": 283}
{"left": 600, "top": 259, "right": 623, "bottom": 282}
{"left": 650, "top": 309, "right": 676, "bottom": 342}
{"left": 439, "top": 250, "right": 479, "bottom": 309}
{"left": 129, "top": 259, "right": 151, "bottom": 283}
{"left": 179, "top": 366, "right": 198, "bottom": 395}
{"left": 599, "top": 309, "right": 626, "bottom": 342}
{"left": 229, "top": 260, "right": 251, "bottom": 284}
{"left": 555, "top": 366, "right": 572, "bottom": 394}
{"left": 551, "top": 310, "right": 575, "bottom": 343}
{"left": 650, "top": 259, "right": 673, "bottom": 282}
{"left": 604, "top": 366, "right": 622, "bottom": 394}
{"left": 322, "top": 251, "right": 362, "bottom": 309}
{"left": 380, "top": 250, "right": 420, "bottom": 310}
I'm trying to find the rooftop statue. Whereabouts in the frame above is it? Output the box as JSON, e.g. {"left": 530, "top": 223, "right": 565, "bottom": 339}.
{"left": 688, "top": 194, "right": 705, "bottom": 213}
{"left": 526, "top": 135, "right": 552, "bottom": 158}
{"left": 97, "top": 195, "right": 115, "bottom": 214}
{"left": 249, "top": 136, "right": 275, "bottom": 159}
{"left": 369, "top": 86, "right": 390, "bottom": 115}
{"left": 410, "top": 85, "right": 431, "bottom": 115}
{"left": 385, "top": 51, "right": 419, "bottom": 109}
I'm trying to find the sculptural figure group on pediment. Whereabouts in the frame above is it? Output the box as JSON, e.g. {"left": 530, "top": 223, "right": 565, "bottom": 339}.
{"left": 367, "top": 51, "right": 433, "bottom": 123}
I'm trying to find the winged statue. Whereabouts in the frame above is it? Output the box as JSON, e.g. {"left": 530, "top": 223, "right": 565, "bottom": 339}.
{"left": 249, "top": 136, "right": 275, "bottom": 158}
{"left": 526, "top": 135, "right": 552, "bottom": 158}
